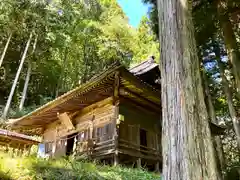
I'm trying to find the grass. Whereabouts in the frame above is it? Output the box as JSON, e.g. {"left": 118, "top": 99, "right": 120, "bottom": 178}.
{"left": 0, "top": 152, "right": 160, "bottom": 180}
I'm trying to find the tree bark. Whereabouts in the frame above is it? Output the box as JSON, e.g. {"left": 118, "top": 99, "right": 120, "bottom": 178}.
{"left": 158, "top": 0, "right": 218, "bottom": 179}
{"left": 218, "top": 60, "right": 240, "bottom": 147}
{"left": 55, "top": 48, "right": 68, "bottom": 98}
{"left": 81, "top": 41, "right": 89, "bottom": 84}
{"left": 0, "top": 33, "right": 12, "bottom": 67}
{"left": 217, "top": 1, "right": 240, "bottom": 99}
{"left": 2, "top": 32, "right": 33, "bottom": 118}
{"left": 19, "top": 62, "right": 31, "bottom": 111}
{"left": 202, "top": 70, "right": 226, "bottom": 180}
{"left": 19, "top": 35, "right": 38, "bottom": 111}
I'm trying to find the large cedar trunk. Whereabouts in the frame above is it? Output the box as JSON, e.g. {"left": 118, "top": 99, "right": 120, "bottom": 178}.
{"left": 217, "top": 1, "right": 240, "bottom": 99}
{"left": 202, "top": 70, "right": 226, "bottom": 180}
{"left": 157, "top": 0, "right": 218, "bottom": 179}
{"left": 218, "top": 60, "right": 240, "bottom": 147}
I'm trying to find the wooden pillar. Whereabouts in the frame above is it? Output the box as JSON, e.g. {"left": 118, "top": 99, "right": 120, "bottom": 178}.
{"left": 137, "top": 124, "right": 140, "bottom": 151}
{"left": 88, "top": 120, "right": 94, "bottom": 156}
{"left": 18, "top": 144, "right": 23, "bottom": 156}
{"left": 155, "top": 161, "right": 160, "bottom": 173}
{"left": 5, "top": 143, "right": 9, "bottom": 153}
{"left": 113, "top": 106, "right": 119, "bottom": 139}
{"left": 16, "top": 144, "right": 21, "bottom": 156}
{"left": 112, "top": 71, "right": 120, "bottom": 166}
{"left": 113, "top": 71, "right": 120, "bottom": 104}
{"left": 23, "top": 144, "right": 27, "bottom": 156}
{"left": 113, "top": 124, "right": 119, "bottom": 167}
{"left": 12, "top": 148, "right": 15, "bottom": 157}
{"left": 113, "top": 151, "right": 119, "bottom": 166}
{"left": 137, "top": 158, "right": 141, "bottom": 169}
{"left": 73, "top": 136, "right": 77, "bottom": 156}
{"left": 90, "top": 121, "right": 94, "bottom": 139}
{"left": 52, "top": 128, "right": 58, "bottom": 157}
{"left": 155, "top": 134, "right": 158, "bottom": 154}
{"left": 27, "top": 145, "right": 31, "bottom": 156}
{"left": 20, "top": 147, "right": 24, "bottom": 157}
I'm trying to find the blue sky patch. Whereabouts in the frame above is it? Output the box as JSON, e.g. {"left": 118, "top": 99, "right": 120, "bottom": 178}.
{"left": 117, "top": 0, "right": 150, "bottom": 27}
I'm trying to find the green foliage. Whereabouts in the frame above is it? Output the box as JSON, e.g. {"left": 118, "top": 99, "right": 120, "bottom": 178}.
{"left": 142, "top": 0, "right": 158, "bottom": 38}
{"left": 0, "top": 152, "right": 160, "bottom": 180}
{"left": 201, "top": 38, "right": 240, "bottom": 175}
{"left": 131, "top": 16, "right": 159, "bottom": 65}
{"left": 143, "top": 0, "right": 240, "bottom": 45}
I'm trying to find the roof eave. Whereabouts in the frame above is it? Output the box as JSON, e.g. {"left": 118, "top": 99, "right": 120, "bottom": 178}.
{"left": 10, "top": 65, "right": 124, "bottom": 127}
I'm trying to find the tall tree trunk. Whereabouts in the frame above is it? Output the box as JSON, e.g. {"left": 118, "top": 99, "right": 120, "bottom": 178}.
{"left": 19, "top": 35, "right": 38, "bottom": 111}
{"left": 55, "top": 48, "right": 68, "bottom": 98}
{"left": 202, "top": 70, "right": 226, "bottom": 180}
{"left": 217, "top": 1, "right": 240, "bottom": 99}
{"left": 158, "top": 0, "right": 218, "bottom": 179}
{"left": 19, "top": 62, "right": 31, "bottom": 111}
{"left": 0, "top": 33, "right": 12, "bottom": 67}
{"left": 218, "top": 60, "right": 240, "bottom": 147}
{"left": 2, "top": 32, "right": 33, "bottom": 118}
{"left": 81, "top": 41, "right": 89, "bottom": 84}
{"left": 19, "top": 62, "right": 32, "bottom": 111}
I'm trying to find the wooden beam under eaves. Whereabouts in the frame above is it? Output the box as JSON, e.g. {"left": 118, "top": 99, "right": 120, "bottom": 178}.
{"left": 57, "top": 112, "right": 75, "bottom": 131}
{"left": 119, "top": 88, "right": 160, "bottom": 112}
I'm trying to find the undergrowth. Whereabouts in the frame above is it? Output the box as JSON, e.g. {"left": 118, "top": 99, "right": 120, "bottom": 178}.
{"left": 0, "top": 152, "right": 160, "bottom": 180}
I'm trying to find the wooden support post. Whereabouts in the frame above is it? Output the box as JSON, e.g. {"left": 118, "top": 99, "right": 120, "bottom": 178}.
{"left": 88, "top": 118, "right": 94, "bottom": 156}
{"left": 112, "top": 108, "right": 119, "bottom": 167}
{"left": 113, "top": 151, "right": 119, "bottom": 166}
{"left": 155, "top": 134, "right": 159, "bottom": 152}
{"left": 16, "top": 144, "right": 21, "bottom": 156}
{"left": 137, "top": 158, "right": 141, "bottom": 169}
{"left": 12, "top": 148, "right": 15, "bottom": 157}
{"left": 113, "top": 123, "right": 119, "bottom": 167}
{"left": 155, "top": 162, "right": 160, "bottom": 173}
{"left": 113, "top": 71, "right": 120, "bottom": 104}
{"left": 27, "top": 145, "right": 31, "bottom": 156}
{"left": 112, "top": 71, "right": 120, "bottom": 166}
{"left": 5, "top": 143, "right": 9, "bottom": 153}
{"left": 20, "top": 147, "right": 24, "bottom": 157}
{"left": 16, "top": 149, "right": 19, "bottom": 156}
{"left": 23, "top": 144, "right": 27, "bottom": 156}
{"left": 51, "top": 128, "right": 58, "bottom": 157}
{"left": 90, "top": 121, "right": 93, "bottom": 139}
{"left": 73, "top": 136, "right": 77, "bottom": 156}
{"left": 137, "top": 124, "right": 140, "bottom": 151}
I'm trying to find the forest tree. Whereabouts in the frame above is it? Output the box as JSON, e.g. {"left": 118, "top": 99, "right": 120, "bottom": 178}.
{"left": 158, "top": 0, "right": 218, "bottom": 179}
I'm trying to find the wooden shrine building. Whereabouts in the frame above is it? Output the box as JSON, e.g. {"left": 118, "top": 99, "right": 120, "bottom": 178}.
{"left": 10, "top": 59, "right": 224, "bottom": 171}
{"left": 0, "top": 128, "right": 39, "bottom": 155}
